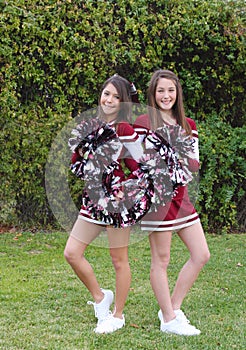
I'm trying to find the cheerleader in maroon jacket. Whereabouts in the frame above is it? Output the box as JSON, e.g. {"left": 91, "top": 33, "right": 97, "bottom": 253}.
{"left": 64, "top": 75, "right": 147, "bottom": 334}
{"left": 134, "top": 70, "right": 210, "bottom": 336}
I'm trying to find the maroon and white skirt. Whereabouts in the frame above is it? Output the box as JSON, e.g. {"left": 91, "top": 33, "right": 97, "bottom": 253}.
{"left": 78, "top": 206, "right": 108, "bottom": 226}
{"left": 140, "top": 186, "right": 200, "bottom": 232}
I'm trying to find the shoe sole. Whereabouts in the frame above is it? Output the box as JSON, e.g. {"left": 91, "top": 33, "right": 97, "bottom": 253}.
{"left": 95, "top": 321, "right": 125, "bottom": 334}
{"left": 161, "top": 328, "right": 200, "bottom": 336}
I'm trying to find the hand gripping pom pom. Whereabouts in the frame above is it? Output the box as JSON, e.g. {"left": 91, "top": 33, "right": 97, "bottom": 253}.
{"left": 142, "top": 125, "right": 195, "bottom": 210}
{"left": 68, "top": 118, "right": 154, "bottom": 228}
{"left": 155, "top": 125, "right": 195, "bottom": 183}
{"left": 97, "top": 161, "right": 154, "bottom": 227}
{"left": 68, "top": 118, "right": 120, "bottom": 180}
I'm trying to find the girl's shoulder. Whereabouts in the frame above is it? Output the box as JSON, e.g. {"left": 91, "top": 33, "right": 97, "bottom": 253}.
{"left": 186, "top": 117, "right": 197, "bottom": 131}
{"left": 134, "top": 114, "right": 150, "bottom": 130}
{"left": 116, "top": 120, "right": 136, "bottom": 137}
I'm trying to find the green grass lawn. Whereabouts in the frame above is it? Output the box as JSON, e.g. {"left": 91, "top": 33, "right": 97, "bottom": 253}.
{"left": 0, "top": 231, "right": 245, "bottom": 350}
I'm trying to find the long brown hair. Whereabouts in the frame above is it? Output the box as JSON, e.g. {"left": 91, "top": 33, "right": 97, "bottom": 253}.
{"left": 147, "top": 70, "right": 191, "bottom": 135}
{"left": 98, "top": 74, "right": 132, "bottom": 123}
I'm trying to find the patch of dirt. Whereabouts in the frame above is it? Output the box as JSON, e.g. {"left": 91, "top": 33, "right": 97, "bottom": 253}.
{"left": 0, "top": 225, "right": 18, "bottom": 234}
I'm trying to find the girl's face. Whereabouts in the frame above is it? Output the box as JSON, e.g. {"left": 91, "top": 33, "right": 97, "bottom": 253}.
{"left": 155, "top": 78, "right": 177, "bottom": 113}
{"left": 100, "top": 83, "right": 121, "bottom": 121}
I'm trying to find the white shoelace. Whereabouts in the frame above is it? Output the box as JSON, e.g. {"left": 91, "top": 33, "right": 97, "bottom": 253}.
{"left": 177, "top": 310, "right": 190, "bottom": 324}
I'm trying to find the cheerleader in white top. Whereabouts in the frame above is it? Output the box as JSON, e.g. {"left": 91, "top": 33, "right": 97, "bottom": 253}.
{"left": 134, "top": 70, "right": 210, "bottom": 336}
{"left": 64, "top": 75, "right": 148, "bottom": 334}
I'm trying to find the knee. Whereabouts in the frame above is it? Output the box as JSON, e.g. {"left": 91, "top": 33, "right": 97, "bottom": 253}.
{"left": 64, "top": 246, "right": 72, "bottom": 264}
{"left": 110, "top": 253, "right": 129, "bottom": 271}
{"left": 193, "top": 248, "right": 210, "bottom": 267}
{"left": 151, "top": 253, "right": 171, "bottom": 272}
{"left": 202, "top": 249, "right": 211, "bottom": 265}
{"left": 64, "top": 245, "right": 78, "bottom": 266}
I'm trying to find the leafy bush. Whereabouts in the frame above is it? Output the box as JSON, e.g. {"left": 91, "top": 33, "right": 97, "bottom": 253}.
{"left": 197, "top": 114, "right": 246, "bottom": 233}
{"left": 0, "top": 0, "right": 245, "bottom": 231}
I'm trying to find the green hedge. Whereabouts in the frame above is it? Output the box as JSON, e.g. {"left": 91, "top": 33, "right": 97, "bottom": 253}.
{"left": 1, "top": 0, "right": 245, "bottom": 232}
{"left": 197, "top": 114, "right": 245, "bottom": 233}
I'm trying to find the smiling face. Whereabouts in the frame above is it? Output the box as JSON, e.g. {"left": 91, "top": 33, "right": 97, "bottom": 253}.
{"left": 100, "top": 83, "right": 121, "bottom": 122}
{"left": 155, "top": 78, "right": 177, "bottom": 114}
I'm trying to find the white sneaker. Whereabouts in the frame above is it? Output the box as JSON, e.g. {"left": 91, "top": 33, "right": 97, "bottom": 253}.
{"left": 158, "top": 309, "right": 190, "bottom": 324}
{"left": 94, "top": 314, "right": 125, "bottom": 334}
{"left": 158, "top": 310, "right": 200, "bottom": 336}
{"left": 174, "top": 309, "right": 190, "bottom": 324}
{"left": 87, "top": 289, "right": 114, "bottom": 325}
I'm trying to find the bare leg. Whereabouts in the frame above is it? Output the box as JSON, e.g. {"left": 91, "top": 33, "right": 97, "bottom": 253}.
{"left": 149, "top": 231, "right": 176, "bottom": 322}
{"left": 64, "top": 218, "right": 104, "bottom": 302}
{"left": 171, "top": 222, "right": 210, "bottom": 310}
{"left": 107, "top": 227, "right": 131, "bottom": 319}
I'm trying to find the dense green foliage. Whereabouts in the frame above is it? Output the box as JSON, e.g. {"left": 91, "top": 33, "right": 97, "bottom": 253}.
{"left": 1, "top": 0, "right": 245, "bottom": 231}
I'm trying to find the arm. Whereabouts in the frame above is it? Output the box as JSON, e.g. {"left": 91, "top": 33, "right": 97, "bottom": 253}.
{"left": 117, "top": 121, "right": 144, "bottom": 162}
{"left": 185, "top": 118, "right": 200, "bottom": 172}
{"left": 71, "top": 150, "right": 82, "bottom": 164}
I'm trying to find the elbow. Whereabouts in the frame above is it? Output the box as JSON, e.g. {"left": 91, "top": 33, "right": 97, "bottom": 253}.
{"left": 188, "top": 159, "right": 200, "bottom": 172}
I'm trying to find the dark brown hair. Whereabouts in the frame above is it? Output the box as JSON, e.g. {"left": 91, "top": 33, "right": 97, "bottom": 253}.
{"left": 147, "top": 69, "right": 191, "bottom": 135}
